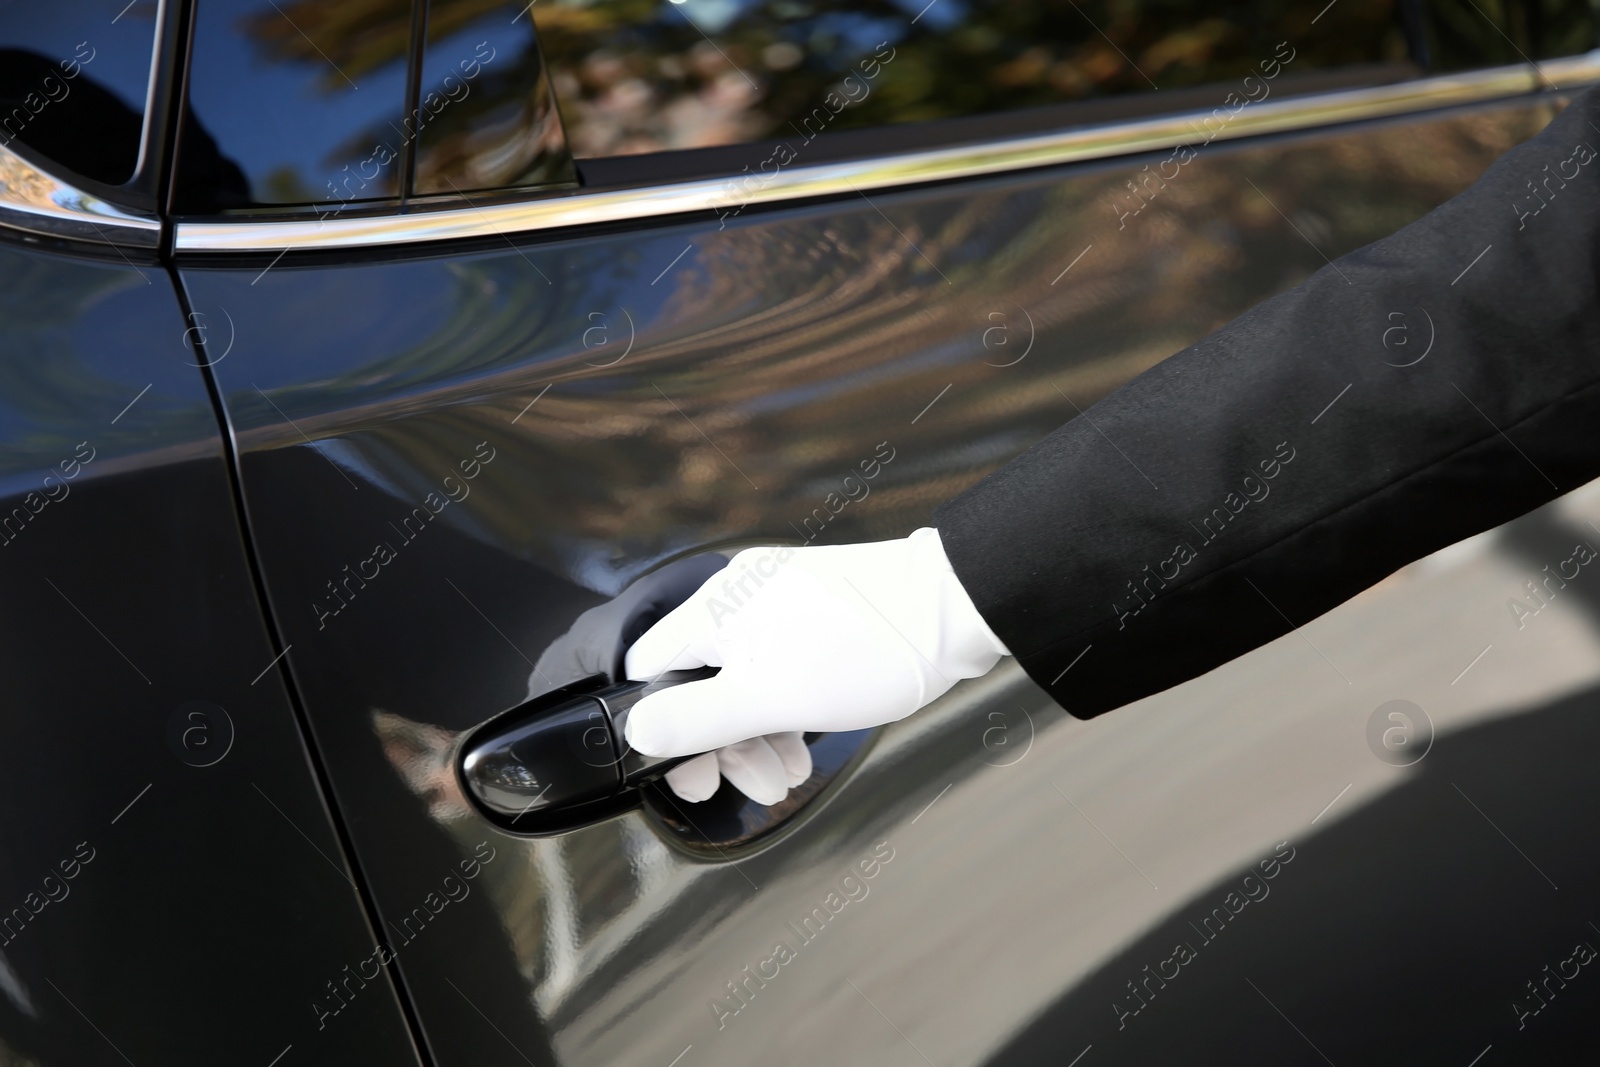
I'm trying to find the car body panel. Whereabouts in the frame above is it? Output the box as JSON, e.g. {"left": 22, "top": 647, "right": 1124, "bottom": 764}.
{"left": 0, "top": 240, "right": 421, "bottom": 1067}
{"left": 173, "top": 93, "right": 1593, "bottom": 1065}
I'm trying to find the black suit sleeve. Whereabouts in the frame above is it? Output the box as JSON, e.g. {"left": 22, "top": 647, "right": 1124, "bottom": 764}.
{"left": 934, "top": 86, "right": 1600, "bottom": 719}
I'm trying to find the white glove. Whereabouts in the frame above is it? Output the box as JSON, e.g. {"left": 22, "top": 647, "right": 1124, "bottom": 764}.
{"left": 660, "top": 733, "right": 813, "bottom": 805}
{"left": 624, "top": 527, "right": 1009, "bottom": 804}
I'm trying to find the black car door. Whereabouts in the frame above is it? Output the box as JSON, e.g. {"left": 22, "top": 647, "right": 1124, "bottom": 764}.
{"left": 168, "top": 0, "right": 1600, "bottom": 1064}
{"left": 0, "top": 4, "right": 421, "bottom": 1065}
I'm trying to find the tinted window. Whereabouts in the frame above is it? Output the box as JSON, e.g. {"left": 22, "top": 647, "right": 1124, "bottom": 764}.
{"left": 529, "top": 0, "right": 1410, "bottom": 159}
{"left": 175, "top": 0, "right": 577, "bottom": 212}
{"left": 1421, "top": 0, "right": 1594, "bottom": 71}
{"left": 0, "top": 0, "right": 161, "bottom": 186}
{"left": 412, "top": 0, "right": 576, "bottom": 196}
{"left": 177, "top": 0, "right": 413, "bottom": 211}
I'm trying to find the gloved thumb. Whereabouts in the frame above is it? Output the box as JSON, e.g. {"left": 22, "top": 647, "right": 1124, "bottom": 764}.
{"left": 623, "top": 595, "right": 721, "bottom": 680}
{"left": 623, "top": 673, "right": 758, "bottom": 757}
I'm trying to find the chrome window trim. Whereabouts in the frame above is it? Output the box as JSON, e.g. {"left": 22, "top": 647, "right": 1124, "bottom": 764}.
{"left": 172, "top": 53, "right": 1600, "bottom": 255}
{"left": 0, "top": 142, "right": 161, "bottom": 246}
{"left": 0, "top": 0, "right": 171, "bottom": 248}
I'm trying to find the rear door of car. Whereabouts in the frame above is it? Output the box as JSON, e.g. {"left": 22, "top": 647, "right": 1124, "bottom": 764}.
{"left": 169, "top": 1, "right": 1600, "bottom": 1063}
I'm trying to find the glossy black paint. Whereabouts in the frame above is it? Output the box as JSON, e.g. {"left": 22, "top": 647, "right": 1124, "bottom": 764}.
{"left": 8, "top": 4, "right": 1600, "bottom": 1062}
{"left": 0, "top": 236, "right": 423, "bottom": 1064}
{"left": 169, "top": 95, "right": 1595, "bottom": 1065}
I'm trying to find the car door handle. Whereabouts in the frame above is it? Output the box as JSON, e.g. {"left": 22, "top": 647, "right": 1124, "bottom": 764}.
{"left": 459, "top": 667, "right": 714, "bottom": 833}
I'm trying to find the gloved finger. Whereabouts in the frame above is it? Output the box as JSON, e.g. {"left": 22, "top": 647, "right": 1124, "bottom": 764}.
{"left": 764, "top": 731, "right": 812, "bottom": 786}
{"left": 714, "top": 737, "right": 790, "bottom": 806}
{"left": 663, "top": 752, "right": 721, "bottom": 804}
{"left": 623, "top": 593, "right": 723, "bottom": 680}
{"left": 623, "top": 674, "right": 760, "bottom": 757}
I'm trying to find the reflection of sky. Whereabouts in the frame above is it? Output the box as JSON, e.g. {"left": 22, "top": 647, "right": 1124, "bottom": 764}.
{"left": 805, "top": 12, "right": 911, "bottom": 60}
{"left": 888, "top": 0, "right": 966, "bottom": 31}
{"left": 421, "top": 13, "right": 537, "bottom": 100}
{"left": 0, "top": 0, "right": 160, "bottom": 114}
{"left": 667, "top": 0, "right": 748, "bottom": 35}
{"left": 667, "top": 0, "right": 937, "bottom": 44}
{"left": 656, "top": 2, "right": 920, "bottom": 77}
{"left": 186, "top": 0, "right": 409, "bottom": 200}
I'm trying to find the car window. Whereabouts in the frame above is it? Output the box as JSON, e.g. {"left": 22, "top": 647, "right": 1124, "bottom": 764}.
{"left": 173, "top": 0, "right": 576, "bottom": 212}
{"left": 411, "top": 0, "right": 576, "bottom": 197}
{"left": 173, "top": 0, "right": 414, "bottom": 212}
{"left": 528, "top": 0, "right": 1411, "bottom": 160}
{"left": 1421, "top": 0, "right": 1595, "bottom": 72}
{"left": 0, "top": 0, "right": 162, "bottom": 187}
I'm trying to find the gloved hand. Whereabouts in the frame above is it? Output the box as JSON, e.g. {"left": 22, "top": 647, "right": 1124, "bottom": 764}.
{"left": 624, "top": 527, "right": 1010, "bottom": 805}
{"left": 652, "top": 732, "right": 814, "bottom": 806}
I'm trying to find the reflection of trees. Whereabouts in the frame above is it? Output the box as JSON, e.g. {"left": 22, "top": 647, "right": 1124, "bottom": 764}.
{"left": 480, "top": 105, "right": 1551, "bottom": 575}
{"left": 238, "top": 0, "right": 575, "bottom": 200}
{"left": 1424, "top": 0, "right": 1593, "bottom": 71}
{"left": 531, "top": 0, "right": 1417, "bottom": 158}
{"left": 244, "top": 104, "right": 1555, "bottom": 590}
{"left": 222, "top": 0, "right": 1593, "bottom": 198}
{"left": 412, "top": 33, "right": 577, "bottom": 194}
{"left": 229, "top": 0, "right": 413, "bottom": 202}
{"left": 240, "top": 0, "right": 413, "bottom": 89}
